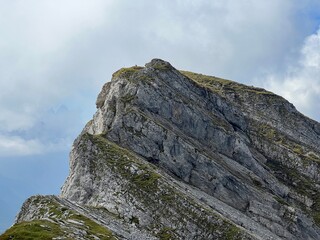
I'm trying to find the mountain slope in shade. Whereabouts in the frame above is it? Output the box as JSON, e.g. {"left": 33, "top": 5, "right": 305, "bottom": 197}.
{"left": 2, "top": 59, "right": 320, "bottom": 240}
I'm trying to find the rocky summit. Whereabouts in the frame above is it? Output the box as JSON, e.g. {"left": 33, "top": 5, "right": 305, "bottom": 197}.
{"left": 2, "top": 59, "right": 320, "bottom": 240}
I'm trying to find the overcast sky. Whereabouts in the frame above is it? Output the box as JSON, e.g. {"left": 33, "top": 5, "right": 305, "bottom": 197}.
{"left": 1, "top": 0, "right": 320, "bottom": 233}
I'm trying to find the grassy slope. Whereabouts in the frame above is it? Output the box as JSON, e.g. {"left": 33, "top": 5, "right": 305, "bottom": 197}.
{"left": 0, "top": 196, "right": 116, "bottom": 240}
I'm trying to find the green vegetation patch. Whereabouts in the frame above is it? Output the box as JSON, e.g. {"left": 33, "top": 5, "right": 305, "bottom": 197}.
{"left": 81, "top": 133, "right": 248, "bottom": 239}
{"left": 266, "top": 159, "right": 320, "bottom": 226}
{"left": 254, "top": 122, "right": 320, "bottom": 163}
{"left": 180, "top": 70, "right": 273, "bottom": 96}
{"left": 70, "top": 213, "right": 115, "bottom": 239}
{"left": 304, "top": 152, "right": 320, "bottom": 163}
{"left": 251, "top": 121, "right": 320, "bottom": 225}
{"left": 293, "top": 145, "right": 304, "bottom": 155}
{"left": 222, "top": 225, "right": 243, "bottom": 240}
{"left": 1, "top": 195, "right": 117, "bottom": 240}
{"left": 267, "top": 160, "right": 313, "bottom": 196}
{"left": 0, "top": 220, "right": 66, "bottom": 240}
{"left": 112, "top": 66, "right": 143, "bottom": 79}
{"left": 112, "top": 66, "right": 155, "bottom": 83}
{"left": 274, "top": 196, "right": 289, "bottom": 206}
{"left": 83, "top": 133, "right": 161, "bottom": 191}
{"left": 152, "top": 61, "right": 171, "bottom": 71}
{"left": 157, "top": 227, "right": 176, "bottom": 240}
{"left": 256, "top": 123, "right": 287, "bottom": 146}
{"left": 0, "top": 217, "right": 115, "bottom": 240}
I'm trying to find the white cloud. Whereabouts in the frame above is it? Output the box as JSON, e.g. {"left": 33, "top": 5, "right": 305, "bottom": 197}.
{"left": 263, "top": 28, "right": 320, "bottom": 120}
{"left": 135, "top": 0, "right": 314, "bottom": 80}
{"left": 0, "top": 134, "right": 69, "bottom": 157}
{"left": 0, "top": 0, "right": 319, "bottom": 156}
{"left": 0, "top": 0, "right": 113, "bottom": 52}
{"left": 0, "top": 0, "right": 114, "bottom": 131}
{"left": 0, "top": 0, "right": 115, "bottom": 156}
{"left": 302, "top": 30, "right": 320, "bottom": 69}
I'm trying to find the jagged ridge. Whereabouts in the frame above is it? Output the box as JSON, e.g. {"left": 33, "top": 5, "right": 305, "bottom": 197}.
{"left": 2, "top": 59, "right": 320, "bottom": 240}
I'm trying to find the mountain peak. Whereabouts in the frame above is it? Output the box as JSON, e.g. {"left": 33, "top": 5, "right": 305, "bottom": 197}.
{"left": 145, "top": 58, "right": 174, "bottom": 70}
{"left": 110, "top": 58, "right": 175, "bottom": 82}
{"left": 2, "top": 59, "right": 320, "bottom": 240}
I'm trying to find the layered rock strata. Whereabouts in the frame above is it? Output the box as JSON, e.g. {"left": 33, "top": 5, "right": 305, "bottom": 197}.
{"left": 2, "top": 59, "right": 320, "bottom": 240}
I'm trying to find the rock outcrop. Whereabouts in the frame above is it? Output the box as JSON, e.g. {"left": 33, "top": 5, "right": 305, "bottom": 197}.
{"left": 2, "top": 59, "right": 320, "bottom": 240}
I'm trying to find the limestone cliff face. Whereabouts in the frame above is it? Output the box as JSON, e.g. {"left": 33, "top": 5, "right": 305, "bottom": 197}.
{"left": 3, "top": 59, "right": 320, "bottom": 240}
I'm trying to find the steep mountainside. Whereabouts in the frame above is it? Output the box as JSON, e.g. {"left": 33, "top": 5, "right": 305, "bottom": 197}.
{"left": 2, "top": 59, "right": 320, "bottom": 240}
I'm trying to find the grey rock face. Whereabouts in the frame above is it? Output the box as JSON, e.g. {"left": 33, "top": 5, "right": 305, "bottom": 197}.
{"left": 61, "top": 133, "right": 256, "bottom": 239}
{"left": 6, "top": 59, "right": 320, "bottom": 240}
{"left": 73, "top": 59, "right": 320, "bottom": 239}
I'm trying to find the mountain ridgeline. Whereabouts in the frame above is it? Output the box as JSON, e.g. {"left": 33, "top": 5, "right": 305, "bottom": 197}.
{"left": 2, "top": 59, "right": 320, "bottom": 240}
